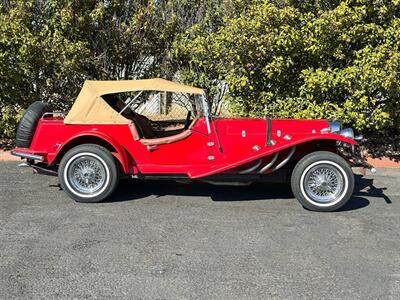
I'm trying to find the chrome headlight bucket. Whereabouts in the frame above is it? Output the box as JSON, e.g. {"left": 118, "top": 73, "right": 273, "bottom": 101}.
{"left": 328, "top": 121, "right": 341, "bottom": 133}
{"left": 339, "top": 128, "right": 354, "bottom": 139}
{"left": 325, "top": 121, "right": 362, "bottom": 141}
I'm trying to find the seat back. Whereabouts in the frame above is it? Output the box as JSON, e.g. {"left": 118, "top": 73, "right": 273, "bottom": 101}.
{"left": 133, "top": 113, "right": 156, "bottom": 139}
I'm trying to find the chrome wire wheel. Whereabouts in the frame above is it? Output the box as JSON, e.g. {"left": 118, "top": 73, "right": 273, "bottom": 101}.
{"left": 59, "top": 145, "right": 118, "bottom": 203}
{"left": 302, "top": 163, "right": 345, "bottom": 205}
{"left": 292, "top": 152, "right": 354, "bottom": 212}
{"left": 66, "top": 154, "right": 107, "bottom": 196}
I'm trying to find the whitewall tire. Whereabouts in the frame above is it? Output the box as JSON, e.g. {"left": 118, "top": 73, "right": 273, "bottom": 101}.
{"left": 58, "top": 144, "right": 119, "bottom": 203}
{"left": 291, "top": 151, "right": 354, "bottom": 212}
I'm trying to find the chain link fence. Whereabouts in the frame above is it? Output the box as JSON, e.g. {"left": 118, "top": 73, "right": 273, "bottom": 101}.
{"left": 128, "top": 92, "right": 206, "bottom": 131}
{"left": 134, "top": 92, "right": 194, "bottom": 121}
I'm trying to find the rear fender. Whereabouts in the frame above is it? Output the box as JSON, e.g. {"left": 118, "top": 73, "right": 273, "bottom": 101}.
{"left": 49, "top": 131, "right": 131, "bottom": 174}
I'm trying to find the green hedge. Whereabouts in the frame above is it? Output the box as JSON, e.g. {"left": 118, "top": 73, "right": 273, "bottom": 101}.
{"left": 1, "top": 0, "right": 399, "bottom": 158}
{"left": 175, "top": 0, "right": 400, "bottom": 133}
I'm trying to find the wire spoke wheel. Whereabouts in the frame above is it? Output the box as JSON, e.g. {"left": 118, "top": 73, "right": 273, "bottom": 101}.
{"left": 67, "top": 156, "right": 107, "bottom": 195}
{"left": 303, "top": 163, "right": 345, "bottom": 204}
{"left": 292, "top": 152, "right": 354, "bottom": 212}
{"left": 59, "top": 145, "right": 119, "bottom": 203}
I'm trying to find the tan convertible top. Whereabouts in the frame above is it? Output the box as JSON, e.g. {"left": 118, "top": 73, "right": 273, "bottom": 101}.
{"left": 64, "top": 78, "right": 205, "bottom": 124}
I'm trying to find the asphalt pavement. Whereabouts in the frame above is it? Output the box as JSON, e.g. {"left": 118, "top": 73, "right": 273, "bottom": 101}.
{"left": 1, "top": 161, "right": 399, "bottom": 299}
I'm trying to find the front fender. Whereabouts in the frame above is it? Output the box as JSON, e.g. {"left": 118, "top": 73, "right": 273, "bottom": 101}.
{"left": 188, "top": 133, "right": 357, "bottom": 179}
{"left": 302, "top": 133, "right": 357, "bottom": 146}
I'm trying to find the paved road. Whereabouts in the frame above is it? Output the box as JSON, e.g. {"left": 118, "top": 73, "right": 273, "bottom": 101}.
{"left": 1, "top": 162, "right": 399, "bottom": 299}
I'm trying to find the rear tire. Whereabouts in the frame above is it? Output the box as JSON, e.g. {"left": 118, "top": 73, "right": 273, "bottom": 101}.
{"left": 58, "top": 144, "right": 119, "bottom": 203}
{"left": 291, "top": 151, "right": 354, "bottom": 212}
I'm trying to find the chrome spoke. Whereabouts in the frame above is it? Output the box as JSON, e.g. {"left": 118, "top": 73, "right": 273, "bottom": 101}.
{"left": 68, "top": 156, "right": 106, "bottom": 195}
{"left": 303, "top": 163, "right": 344, "bottom": 204}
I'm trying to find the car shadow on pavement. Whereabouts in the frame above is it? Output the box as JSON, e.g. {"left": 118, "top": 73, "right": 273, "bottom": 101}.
{"left": 109, "top": 180, "right": 294, "bottom": 203}
{"left": 353, "top": 174, "right": 392, "bottom": 204}
{"left": 338, "top": 174, "right": 393, "bottom": 211}
{"left": 104, "top": 174, "right": 392, "bottom": 211}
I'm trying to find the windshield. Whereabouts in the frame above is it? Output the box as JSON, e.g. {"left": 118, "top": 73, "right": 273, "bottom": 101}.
{"left": 102, "top": 92, "right": 207, "bottom": 119}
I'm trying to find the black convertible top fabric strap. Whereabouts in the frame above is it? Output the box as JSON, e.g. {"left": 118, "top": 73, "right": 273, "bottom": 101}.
{"left": 266, "top": 118, "right": 272, "bottom": 146}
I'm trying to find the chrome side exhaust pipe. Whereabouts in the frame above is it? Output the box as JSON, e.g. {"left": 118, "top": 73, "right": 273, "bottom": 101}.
{"left": 17, "top": 161, "right": 57, "bottom": 176}
{"left": 272, "top": 146, "right": 296, "bottom": 172}
{"left": 259, "top": 152, "right": 279, "bottom": 174}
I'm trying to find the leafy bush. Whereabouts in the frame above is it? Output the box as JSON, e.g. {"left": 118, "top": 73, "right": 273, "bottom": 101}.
{"left": 0, "top": 105, "right": 22, "bottom": 139}
{"left": 0, "top": 0, "right": 219, "bottom": 138}
{"left": 174, "top": 0, "right": 400, "bottom": 133}
{"left": 0, "top": 0, "right": 398, "bottom": 158}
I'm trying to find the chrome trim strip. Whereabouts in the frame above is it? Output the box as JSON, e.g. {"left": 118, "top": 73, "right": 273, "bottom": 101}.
{"left": 42, "top": 112, "right": 66, "bottom": 118}
{"left": 11, "top": 151, "right": 43, "bottom": 161}
{"left": 320, "top": 127, "right": 331, "bottom": 134}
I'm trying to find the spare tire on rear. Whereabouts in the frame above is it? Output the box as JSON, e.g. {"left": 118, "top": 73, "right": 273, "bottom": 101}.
{"left": 16, "top": 101, "right": 50, "bottom": 148}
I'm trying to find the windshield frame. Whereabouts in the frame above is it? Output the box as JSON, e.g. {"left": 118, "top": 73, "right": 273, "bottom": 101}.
{"left": 200, "top": 93, "right": 211, "bottom": 134}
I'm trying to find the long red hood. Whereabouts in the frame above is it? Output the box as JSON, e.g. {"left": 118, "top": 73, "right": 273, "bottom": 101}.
{"left": 214, "top": 118, "right": 329, "bottom": 136}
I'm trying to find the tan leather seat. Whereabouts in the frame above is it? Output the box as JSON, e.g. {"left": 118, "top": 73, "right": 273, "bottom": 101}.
{"left": 140, "top": 130, "right": 192, "bottom": 146}
{"left": 116, "top": 97, "right": 197, "bottom": 145}
{"left": 133, "top": 114, "right": 156, "bottom": 139}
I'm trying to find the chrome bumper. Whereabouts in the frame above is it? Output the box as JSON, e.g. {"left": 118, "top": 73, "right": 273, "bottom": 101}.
{"left": 11, "top": 150, "right": 43, "bottom": 161}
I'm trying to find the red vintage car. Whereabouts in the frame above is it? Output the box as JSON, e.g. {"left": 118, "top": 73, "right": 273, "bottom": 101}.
{"left": 11, "top": 78, "right": 374, "bottom": 211}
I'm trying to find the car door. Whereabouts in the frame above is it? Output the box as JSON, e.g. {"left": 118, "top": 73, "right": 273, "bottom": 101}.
{"left": 136, "top": 117, "right": 218, "bottom": 174}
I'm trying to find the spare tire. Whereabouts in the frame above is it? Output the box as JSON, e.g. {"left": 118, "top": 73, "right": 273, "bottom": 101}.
{"left": 16, "top": 101, "right": 50, "bottom": 148}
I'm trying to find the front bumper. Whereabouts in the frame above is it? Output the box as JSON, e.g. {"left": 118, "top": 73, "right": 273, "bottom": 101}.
{"left": 336, "top": 141, "right": 376, "bottom": 173}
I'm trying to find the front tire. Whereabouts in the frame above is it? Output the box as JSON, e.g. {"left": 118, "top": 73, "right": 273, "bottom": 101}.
{"left": 58, "top": 144, "right": 119, "bottom": 203}
{"left": 291, "top": 151, "right": 354, "bottom": 212}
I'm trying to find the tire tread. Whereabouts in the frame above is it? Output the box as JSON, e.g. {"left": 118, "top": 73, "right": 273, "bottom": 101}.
{"left": 16, "top": 102, "right": 49, "bottom": 148}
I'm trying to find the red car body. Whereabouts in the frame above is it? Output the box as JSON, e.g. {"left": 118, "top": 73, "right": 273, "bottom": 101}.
{"left": 13, "top": 116, "right": 356, "bottom": 178}
{"left": 11, "top": 79, "right": 371, "bottom": 211}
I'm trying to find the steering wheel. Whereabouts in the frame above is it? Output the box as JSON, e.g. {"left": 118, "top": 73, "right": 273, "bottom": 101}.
{"left": 184, "top": 111, "right": 192, "bottom": 130}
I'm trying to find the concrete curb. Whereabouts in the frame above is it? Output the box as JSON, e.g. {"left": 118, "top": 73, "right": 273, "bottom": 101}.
{"left": 366, "top": 157, "right": 400, "bottom": 168}
{"left": 0, "top": 150, "right": 19, "bottom": 162}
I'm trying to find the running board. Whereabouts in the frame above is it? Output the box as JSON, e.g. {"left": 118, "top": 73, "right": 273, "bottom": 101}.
{"left": 131, "top": 172, "right": 289, "bottom": 183}
{"left": 131, "top": 174, "right": 189, "bottom": 180}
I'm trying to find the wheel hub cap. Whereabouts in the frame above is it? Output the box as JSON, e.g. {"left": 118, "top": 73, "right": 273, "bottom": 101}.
{"left": 68, "top": 156, "right": 106, "bottom": 194}
{"left": 304, "top": 164, "right": 344, "bottom": 204}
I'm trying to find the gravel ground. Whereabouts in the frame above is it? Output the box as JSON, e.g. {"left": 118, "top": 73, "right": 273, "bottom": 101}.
{"left": 0, "top": 162, "right": 399, "bottom": 299}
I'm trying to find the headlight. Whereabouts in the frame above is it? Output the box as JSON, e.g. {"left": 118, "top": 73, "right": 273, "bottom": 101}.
{"left": 339, "top": 128, "right": 354, "bottom": 139}
{"left": 328, "top": 121, "right": 341, "bottom": 133}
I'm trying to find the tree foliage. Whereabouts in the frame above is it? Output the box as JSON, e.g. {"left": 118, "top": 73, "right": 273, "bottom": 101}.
{"left": 174, "top": 0, "right": 400, "bottom": 133}
{"left": 1, "top": 0, "right": 399, "bottom": 157}
{"left": 0, "top": 0, "right": 219, "bottom": 137}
